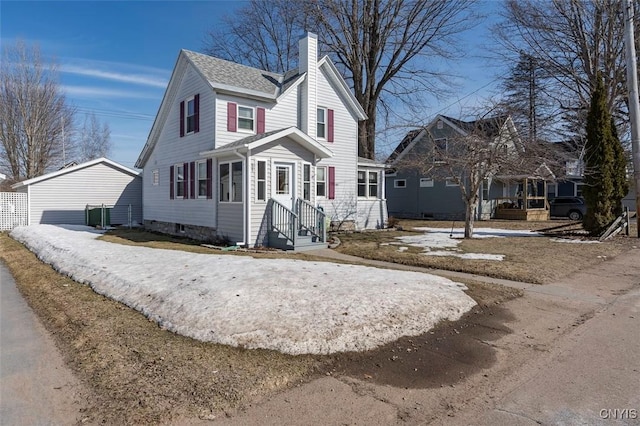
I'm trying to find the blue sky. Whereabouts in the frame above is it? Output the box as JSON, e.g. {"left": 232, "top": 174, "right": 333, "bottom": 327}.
{"left": 1, "top": 0, "right": 504, "bottom": 168}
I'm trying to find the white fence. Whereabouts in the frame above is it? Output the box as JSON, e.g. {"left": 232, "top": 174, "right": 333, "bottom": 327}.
{"left": 0, "top": 192, "right": 28, "bottom": 230}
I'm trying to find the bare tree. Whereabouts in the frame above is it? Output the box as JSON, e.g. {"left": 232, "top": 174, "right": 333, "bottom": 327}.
{"left": 77, "top": 112, "right": 112, "bottom": 162}
{"left": 493, "top": 0, "right": 630, "bottom": 136}
{"left": 203, "top": 0, "right": 306, "bottom": 73}
{"left": 0, "top": 40, "right": 74, "bottom": 181}
{"left": 396, "top": 113, "right": 537, "bottom": 238}
{"left": 204, "top": 0, "right": 478, "bottom": 160}
{"left": 309, "top": 0, "right": 478, "bottom": 159}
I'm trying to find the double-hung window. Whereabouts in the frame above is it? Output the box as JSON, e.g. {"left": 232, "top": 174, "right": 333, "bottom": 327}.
{"left": 175, "top": 164, "right": 185, "bottom": 198}
{"left": 197, "top": 161, "right": 207, "bottom": 197}
{"left": 219, "top": 161, "right": 243, "bottom": 202}
{"left": 256, "top": 160, "right": 266, "bottom": 201}
{"left": 357, "top": 170, "right": 379, "bottom": 198}
{"left": 316, "top": 166, "right": 326, "bottom": 197}
{"left": 186, "top": 97, "right": 196, "bottom": 134}
{"left": 317, "top": 108, "right": 326, "bottom": 138}
{"left": 238, "top": 106, "right": 254, "bottom": 131}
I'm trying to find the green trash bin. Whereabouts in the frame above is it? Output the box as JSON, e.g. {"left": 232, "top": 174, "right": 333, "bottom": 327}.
{"left": 86, "top": 205, "right": 111, "bottom": 227}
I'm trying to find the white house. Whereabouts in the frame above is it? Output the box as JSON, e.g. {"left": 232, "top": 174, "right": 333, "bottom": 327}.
{"left": 135, "top": 33, "right": 387, "bottom": 250}
{"left": 12, "top": 157, "right": 142, "bottom": 226}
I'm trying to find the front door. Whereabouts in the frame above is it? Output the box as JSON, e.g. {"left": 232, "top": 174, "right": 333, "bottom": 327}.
{"left": 272, "top": 162, "right": 295, "bottom": 209}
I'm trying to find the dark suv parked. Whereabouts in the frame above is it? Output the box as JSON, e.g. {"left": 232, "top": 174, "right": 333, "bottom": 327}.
{"left": 549, "top": 197, "right": 587, "bottom": 220}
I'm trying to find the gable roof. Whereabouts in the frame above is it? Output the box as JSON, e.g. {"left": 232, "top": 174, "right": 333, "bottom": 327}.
{"left": 182, "top": 50, "right": 299, "bottom": 100}
{"left": 136, "top": 47, "right": 364, "bottom": 169}
{"left": 11, "top": 158, "right": 139, "bottom": 189}
{"left": 387, "top": 114, "right": 516, "bottom": 165}
{"left": 199, "top": 127, "right": 333, "bottom": 159}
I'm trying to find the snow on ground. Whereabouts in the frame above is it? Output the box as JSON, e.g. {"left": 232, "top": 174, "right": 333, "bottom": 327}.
{"left": 10, "top": 225, "right": 476, "bottom": 356}
{"left": 393, "top": 227, "right": 542, "bottom": 261}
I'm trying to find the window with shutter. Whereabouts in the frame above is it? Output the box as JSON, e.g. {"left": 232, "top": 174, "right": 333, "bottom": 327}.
{"left": 257, "top": 107, "right": 265, "bottom": 133}
{"left": 206, "top": 158, "right": 213, "bottom": 199}
{"left": 328, "top": 166, "right": 335, "bottom": 199}
{"left": 190, "top": 162, "right": 196, "bottom": 199}
{"left": 327, "top": 109, "right": 334, "bottom": 142}
{"left": 179, "top": 101, "right": 185, "bottom": 137}
{"left": 227, "top": 102, "right": 237, "bottom": 132}
{"left": 169, "top": 166, "right": 175, "bottom": 199}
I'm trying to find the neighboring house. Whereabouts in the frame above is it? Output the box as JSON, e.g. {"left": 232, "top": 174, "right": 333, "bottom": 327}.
{"left": 11, "top": 157, "right": 142, "bottom": 226}
{"left": 547, "top": 139, "right": 586, "bottom": 199}
{"left": 385, "top": 114, "right": 549, "bottom": 221}
{"left": 549, "top": 140, "right": 637, "bottom": 212}
{"left": 135, "top": 33, "right": 387, "bottom": 250}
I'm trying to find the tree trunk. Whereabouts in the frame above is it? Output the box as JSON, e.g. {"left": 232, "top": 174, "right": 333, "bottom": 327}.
{"left": 464, "top": 200, "right": 476, "bottom": 238}
{"left": 358, "top": 104, "right": 376, "bottom": 159}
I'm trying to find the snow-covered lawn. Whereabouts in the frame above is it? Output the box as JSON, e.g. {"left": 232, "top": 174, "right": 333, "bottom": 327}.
{"left": 393, "top": 227, "right": 542, "bottom": 261}
{"left": 10, "top": 225, "right": 476, "bottom": 355}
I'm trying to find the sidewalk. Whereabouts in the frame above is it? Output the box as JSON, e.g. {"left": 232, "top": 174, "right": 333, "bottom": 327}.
{"left": 0, "top": 262, "right": 88, "bottom": 425}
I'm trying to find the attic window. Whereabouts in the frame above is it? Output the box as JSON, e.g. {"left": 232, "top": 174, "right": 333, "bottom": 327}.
{"left": 317, "top": 107, "right": 334, "bottom": 141}
{"left": 180, "top": 94, "right": 199, "bottom": 137}
{"left": 437, "top": 120, "right": 443, "bottom": 129}
{"left": 186, "top": 97, "right": 196, "bottom": 133}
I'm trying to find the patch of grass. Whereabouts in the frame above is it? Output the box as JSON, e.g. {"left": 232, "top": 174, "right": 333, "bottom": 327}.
{"left": 335, "top": 219, "right": 635, "bottom": 283}
{"left": 0, "top": 233, "right": 323, "bottom": 424}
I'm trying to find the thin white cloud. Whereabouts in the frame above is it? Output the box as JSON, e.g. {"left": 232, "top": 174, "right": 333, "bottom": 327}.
{"left": 62, "top": 64, "right": 168, "bottom": 88}
{"left": 62, "top": 85, "right": 159, "bottom": 99}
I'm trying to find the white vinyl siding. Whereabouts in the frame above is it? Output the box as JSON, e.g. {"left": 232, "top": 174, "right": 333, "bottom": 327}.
{"left": 24, "top": 162, "right": 142, "bottom": 225}
{"left": 314, "top": 66, "right": 359, "bottom": 221}
{"left": 249, "top": 139, "right": 316, "bottom": 246}
{"left": 214, "top": 89, "right": 298, "bottom": 149}
{"left": 141, "top": 62, "right": 216, "bottom": 228}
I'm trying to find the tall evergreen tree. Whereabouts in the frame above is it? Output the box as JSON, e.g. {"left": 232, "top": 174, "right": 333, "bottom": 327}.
{"left": 500, "top": 52, "right": 554, "bottom": 144}
{"left": 583, "top": 74, "right": 617, "bottom": 234}
{"left": 610, "top": 118, "right": 629, "bottom": 217}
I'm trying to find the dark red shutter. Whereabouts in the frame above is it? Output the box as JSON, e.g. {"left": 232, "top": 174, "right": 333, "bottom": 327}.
{"left": 194, "top": 94, "right": 200, "bottom": 133}
{"left": 327, "top": 109, "right": 334, "bottom": 142}
{"left": 169, "top": 166, "right": 175, "bottom": 199}
{"left": 257, "top": 107, "right": 265, "bottom": 133}
{"left": 206, "top": 158, "right": 213, "bottom": 199}
{"left": 328, "top": 166, "right": 336, "bottom": 199}
{"left": 227, "top": 102, "right": 237, "bottom": 132}
{"left": 190, "top": 161, "right": 196, "bottom": 198}
{"left": 183, "top": 162, "right": 189, "bottom": 199}
{"left": 179, "top": 101, "right": 185, "bottom": 137}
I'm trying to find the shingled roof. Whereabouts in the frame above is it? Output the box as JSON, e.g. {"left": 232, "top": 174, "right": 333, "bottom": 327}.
{"left": 182, "top": 50, "right": 301, "bottom": 99}
{"left": 386, "top": 115, "right": 512, "bottom": 165}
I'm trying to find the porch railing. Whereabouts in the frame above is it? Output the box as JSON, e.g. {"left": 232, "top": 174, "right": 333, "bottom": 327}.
{"left": 271, "top": 199, "right": 298, "bottom": 246}
{"left": 296, "top": 198, "right": 326, "bottom": 243}
{"left": 494, "top": 196, "right": 549, "bottom": 211}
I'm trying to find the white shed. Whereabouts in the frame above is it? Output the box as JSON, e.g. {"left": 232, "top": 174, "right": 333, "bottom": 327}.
{"left": 12, "top": 158, "right": 142, "bottom": 226}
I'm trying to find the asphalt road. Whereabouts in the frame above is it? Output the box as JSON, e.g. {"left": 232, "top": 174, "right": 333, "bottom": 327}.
{"left": 0, "top": 262, "right": 88, "bottom": 425}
